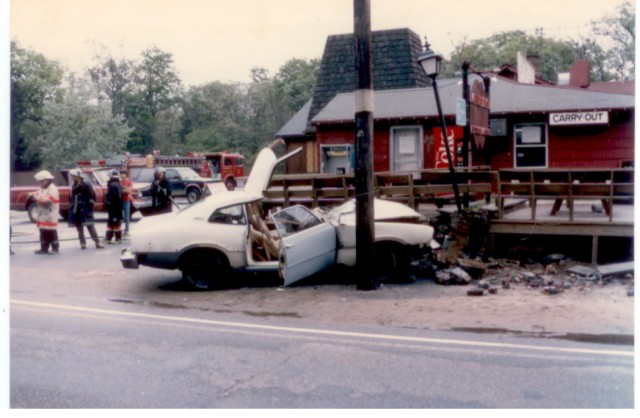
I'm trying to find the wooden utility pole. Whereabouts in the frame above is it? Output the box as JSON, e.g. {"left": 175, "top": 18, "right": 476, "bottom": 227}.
{"left": 353, "top": 0, "right": 376, "bottom": 290}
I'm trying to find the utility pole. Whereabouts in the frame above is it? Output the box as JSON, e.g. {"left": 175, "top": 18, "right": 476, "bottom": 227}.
{"left": 462, "top": 61, "right": 471, "bottom": 209}
{"left": 353, "top": 0, "right": 376, "bottom": 290}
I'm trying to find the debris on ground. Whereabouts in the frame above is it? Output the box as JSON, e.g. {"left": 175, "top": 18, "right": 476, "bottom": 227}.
{"left": 421, "top": 208, "right": 634, "bottom": 298}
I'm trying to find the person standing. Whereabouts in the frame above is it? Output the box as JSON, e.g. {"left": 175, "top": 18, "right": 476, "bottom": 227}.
{"left": 69, "top": 169, "right": 104, "bottom": 249}
{"left": 120, "top": 170, "right": 133, "bottom": 237}
{"left": 105, "top": 169, "right": 124, "bottom": 244}
{"left": 33, "top": 170, "right": 60, "bottom": 254}
{"left": 149, "top": 166, "right": 172, "bottom": 215}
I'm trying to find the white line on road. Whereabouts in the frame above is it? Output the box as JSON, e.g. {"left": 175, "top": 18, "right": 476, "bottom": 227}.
{"left": 11, "top": 299, "right": 634, "bottom": 358}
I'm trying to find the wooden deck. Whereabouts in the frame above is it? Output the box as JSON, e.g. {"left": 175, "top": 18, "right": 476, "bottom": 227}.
{"left": 259, "top": 168, "right": 634, "bottom": 264}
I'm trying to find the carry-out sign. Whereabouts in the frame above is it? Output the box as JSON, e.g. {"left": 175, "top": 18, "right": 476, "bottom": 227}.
{"left": 549, "top": 111, "right": 609, "bottom": 126}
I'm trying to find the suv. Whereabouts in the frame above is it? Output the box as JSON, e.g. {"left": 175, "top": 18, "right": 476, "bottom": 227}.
{"left": 132, "top": 166, "right": 220, "bottom": 203}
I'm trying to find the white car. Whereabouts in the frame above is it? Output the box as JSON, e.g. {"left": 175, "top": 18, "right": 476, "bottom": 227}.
{"left": 121, "top": 147, "right": 435, "bottom": 289}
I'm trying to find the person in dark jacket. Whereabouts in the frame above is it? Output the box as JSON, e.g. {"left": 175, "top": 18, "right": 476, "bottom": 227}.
{"left": 105, "top": 169, "right": 124, "bottom": 243}
{"left": 69, "top": 169, "right": 104, "bottom": 249}
{"left": 149, "top": 166, "right": 172, "bottom": 215}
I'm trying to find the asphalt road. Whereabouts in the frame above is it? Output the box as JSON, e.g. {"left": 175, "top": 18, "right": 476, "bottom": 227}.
{"left": 7, "top": 207, "right": 635, "bottom": 408}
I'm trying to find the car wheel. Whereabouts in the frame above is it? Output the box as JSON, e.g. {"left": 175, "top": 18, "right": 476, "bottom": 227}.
{"left": 180, "top": 249, "right": 229, "bottom": 290}
{"left": 224, "top": 177, "right": 236, "bottom": 191}
{"left": 186, "top": 187, "right": 201, "bottom": 203}
{"left": 372, "top": 243, "right": 407, "bottom": 282}
{"left": 27, "top": 201, "right": 38, "bottom": 223}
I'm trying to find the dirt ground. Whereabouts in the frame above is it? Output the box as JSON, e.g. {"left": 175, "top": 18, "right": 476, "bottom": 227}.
{"left": 175, "top": 259, "right": 635, "bottom": 340}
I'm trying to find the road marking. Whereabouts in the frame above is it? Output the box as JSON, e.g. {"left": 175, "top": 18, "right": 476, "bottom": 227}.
{"left": 12, "top": 299, "right": 634, "bottom": 358}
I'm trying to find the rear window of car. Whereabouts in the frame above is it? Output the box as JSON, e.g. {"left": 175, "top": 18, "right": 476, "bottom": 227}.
{"left": 131, "top": 168, "right": 155, "bottom": 183}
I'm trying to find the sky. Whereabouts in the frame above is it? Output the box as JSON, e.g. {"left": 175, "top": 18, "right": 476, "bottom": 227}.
{"left": 8, "top": 0, "right": 631, "bottom": 87}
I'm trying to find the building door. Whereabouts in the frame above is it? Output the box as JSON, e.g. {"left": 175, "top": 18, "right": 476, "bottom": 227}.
{"left": 514, "top": 123, "right": 548, "bottom": 167}
{"left": 390, "top": 126, "right": 423, "bottom": 173}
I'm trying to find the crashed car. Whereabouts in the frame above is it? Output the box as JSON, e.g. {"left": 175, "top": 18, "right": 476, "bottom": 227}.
{"left": 121, "top": 147, "right": 434, "bottom": 289}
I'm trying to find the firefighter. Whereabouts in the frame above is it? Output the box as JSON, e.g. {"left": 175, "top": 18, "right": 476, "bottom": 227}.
{"left": 33, "top": 170, "right": 60, "bottom": 254}
{"left": 105, "top": 169, "right": 124, "bottom": 244}
{"left": 69, "top": 169, "right": 104, "bottom": 249}
{"left": 149, "top": 166, "right": 172, "bottom": 215}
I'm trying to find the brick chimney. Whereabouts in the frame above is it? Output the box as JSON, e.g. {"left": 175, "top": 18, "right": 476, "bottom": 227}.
{"left": 526, "top": 51, "right": 540, "bottom": 75}
{"left": 569, "top": 60, "right": 590, "bottom": 88}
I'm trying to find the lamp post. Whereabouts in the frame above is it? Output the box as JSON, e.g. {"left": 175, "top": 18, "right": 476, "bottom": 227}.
{"left": 418, "top": 41, "right": 463, "bottom": 213}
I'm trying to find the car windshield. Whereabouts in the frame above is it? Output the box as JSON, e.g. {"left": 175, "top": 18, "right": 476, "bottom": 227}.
{"left": 172, "top": 167, "right": 200, "bottom": 180}
{"left": 272, "top": 205, "right": 323, "bottom": 238}
{"left": 92, "top": 169, "right": 111, "bottom": 186}
{"left": 131, "top": 168, "right": 155, "bottom": 183}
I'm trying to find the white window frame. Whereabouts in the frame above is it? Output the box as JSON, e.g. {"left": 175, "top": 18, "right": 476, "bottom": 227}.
{"left": 389, "top": 125, "right": 424, "bottom": 173}
{"left": 513, "top": 123, "right": 548, "bottom": 168}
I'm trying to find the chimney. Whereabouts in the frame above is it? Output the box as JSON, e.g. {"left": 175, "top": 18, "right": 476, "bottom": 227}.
{"left": 526, "top": 51, "right": 540, "bottom": 75}
{"left": 569, "top": 60, "right": 590, "bottom": 88}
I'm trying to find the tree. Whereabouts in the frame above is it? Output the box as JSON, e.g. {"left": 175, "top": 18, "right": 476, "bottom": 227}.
{"left": 591, "top": 0, "right": 635, "bottom": 80}
{"left": 88, "top": 54, "right": 135, "bottom": 117}
{"left": 29, "top": 75, "right": 131, "bottom": 169}
{"left": 125, "top": 47, "right": 183, "bottom": 154}
{"left": 445, "top": 31, "right": 575, "bottom": 82}
{"left": 180, "top": 81, "right": 249, "bottom": 154}
{"left": 273, "top": 58, "right": 319, "bottom": 115}
{"left": 10, "top": 41, "right": 64, "bottom": 170}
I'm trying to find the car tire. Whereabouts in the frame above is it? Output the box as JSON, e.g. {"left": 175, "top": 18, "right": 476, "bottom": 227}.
{"left": 180, "top": 249, "right": 229, "bottom": 290}
{"left": 27, "top": 201, "right": 38, "bottom": 223}
{"left": 186, "top": 187, "right": 201, "bottom": 204}
{"left": 372, "top": 242, "right": 407, "bottom": 282}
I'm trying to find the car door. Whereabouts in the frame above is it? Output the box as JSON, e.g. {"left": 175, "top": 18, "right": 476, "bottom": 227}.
{"left": 271, "top": 205, "right": 337, "bottom": 286}
{"left": 165, "top": 169, "right": 185, "bottom": 196}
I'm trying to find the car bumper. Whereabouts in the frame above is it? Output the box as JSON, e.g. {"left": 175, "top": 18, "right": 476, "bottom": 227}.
{"left": 120, "top": 248, "right": 139, "bottom": 269}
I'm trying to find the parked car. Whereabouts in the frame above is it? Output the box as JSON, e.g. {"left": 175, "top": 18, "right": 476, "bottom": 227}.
{"left": 121, "top": 147, "right": 435, "bottom": 289}
{"left": 10, "top": 167, "right": 140, "bottom": 223}
{"left": 131, "top": 166, "right": 220, "bottom": 203}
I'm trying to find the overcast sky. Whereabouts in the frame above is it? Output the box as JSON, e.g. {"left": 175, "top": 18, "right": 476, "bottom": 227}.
{"left": 9, "top": 0, "right": 627, "bottom": 87}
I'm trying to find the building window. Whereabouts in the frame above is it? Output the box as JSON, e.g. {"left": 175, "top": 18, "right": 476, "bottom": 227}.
{"left": 390, "top": 126, "right": 423, "bottom": 174}
{"left": 514, "top": 123, "right": 547, "bottom": 167}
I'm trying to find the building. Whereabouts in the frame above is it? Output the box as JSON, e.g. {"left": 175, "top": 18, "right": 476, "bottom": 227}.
{"left": 277, "top": 28, "right": 635, "bottom": 174}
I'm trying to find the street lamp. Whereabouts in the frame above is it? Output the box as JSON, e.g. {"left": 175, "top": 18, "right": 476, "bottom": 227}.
{"left": 418, "top": 40, "right": 463, "bottom": 213}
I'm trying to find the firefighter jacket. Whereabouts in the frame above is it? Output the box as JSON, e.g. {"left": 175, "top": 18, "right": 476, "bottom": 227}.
{"left": 69, "top": 180, "right": 96, "bottom": 225}
{"left": 35, "top": 182, "right": 60, "bottom": 230}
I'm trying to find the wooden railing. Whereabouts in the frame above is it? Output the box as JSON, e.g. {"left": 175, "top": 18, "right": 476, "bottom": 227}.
{"left": 497, "top": 168, "right": 634, "bottom": 221}
{"left": 262, "top": 168, "right": 496, "bottom": 211}
{"left": 260, "top": 168, "right": 634, "bottom": 223}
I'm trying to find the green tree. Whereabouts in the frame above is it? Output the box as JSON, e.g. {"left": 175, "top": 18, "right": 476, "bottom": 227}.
{"left": 126, "top": 47, "right": 182, "bottom": 154}
{"left": 445, "top": 31, "right": 575, "bottom": 82}
{"left": 29, "top": 75, "right": 131, "bottom": 169}
{"left": 273, "top": 58, "right": 320, "bottom": 115}
{"left": 10, "top": 41, "right": 64, "bottom": 170}
{"left": 591, "top": 0, "right": 635, "bottom": 80}
{"left": 88, "top": 54, "right": 135, "bottom": 117}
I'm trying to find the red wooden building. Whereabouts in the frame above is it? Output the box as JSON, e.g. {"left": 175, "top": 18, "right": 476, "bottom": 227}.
{"left": 277, "top": 29, "right": 635, "bottom": 174}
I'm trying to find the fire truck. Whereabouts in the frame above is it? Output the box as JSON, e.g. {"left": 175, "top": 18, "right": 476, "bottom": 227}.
{"left": 186, "top": 151, "right": 245, "bottom": 190}
{"left": 125, "top": 151, "right": 245, "bottom": 191}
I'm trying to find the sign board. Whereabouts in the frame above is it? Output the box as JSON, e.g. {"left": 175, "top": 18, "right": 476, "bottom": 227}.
{"left": 549, "top": 111, "right": 609, "bottom": 126}
{"left": 433, "top": 126, "right": 463, "bottom": 169}
{"left": 469, "top": 80, "right": 490, "bottom": 150}
{"left": 455, "top": 98, "right": 467, "bottom": 126}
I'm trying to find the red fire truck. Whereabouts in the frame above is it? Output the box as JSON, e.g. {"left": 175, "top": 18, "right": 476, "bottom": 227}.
{"left": 124, "top": 151, "right": 245, "bottom": 191}
{"left": 186, "top": 151, "right": 245, "bottom": 190}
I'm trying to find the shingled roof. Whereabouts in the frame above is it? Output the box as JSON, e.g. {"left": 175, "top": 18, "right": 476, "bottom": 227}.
{"left": 307, "top": 28, "right": 430, "bottom": 127}
{"left": 310, "top": 76, "right": 636, "bottom": 124}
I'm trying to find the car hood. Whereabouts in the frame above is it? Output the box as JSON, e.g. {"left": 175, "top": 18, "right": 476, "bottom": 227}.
{"left": 324, "top": 199, "right": 427, "bottom": 224}
{"left": 244, "top": 147, "right": 302, "bottom": 195}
